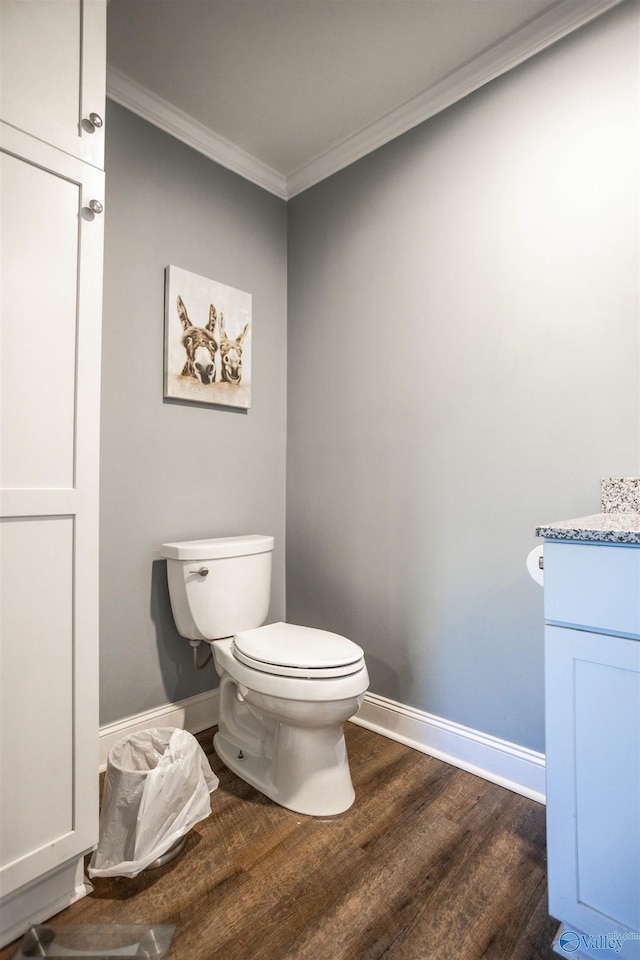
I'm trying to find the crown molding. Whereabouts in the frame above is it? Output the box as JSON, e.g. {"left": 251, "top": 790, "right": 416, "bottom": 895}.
{"left": 107, "top": 0, "right": 625, "bottom": 201}
{"left": 286, "top": 0, "right": 626, "bottom": 197}
{"left": 106, "top": 66, "right": 288, "bottom": 199}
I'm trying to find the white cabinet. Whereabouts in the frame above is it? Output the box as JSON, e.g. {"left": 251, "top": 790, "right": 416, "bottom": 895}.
{"left": 544, "top": 540, "right": 640, "bottom": 960}
{"left": 0, "top": 0, "right": 105, "bottom": 167}
{"left": 0, "top": 0, "right": 105, "bottom": 947}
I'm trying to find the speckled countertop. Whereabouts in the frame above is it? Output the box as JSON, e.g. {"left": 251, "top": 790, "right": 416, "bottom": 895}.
{"left": 536, "top": 513, "right": 640, "bottom": 544}
{"left": 536, "top": 477, "right": 640, "bottom": 544}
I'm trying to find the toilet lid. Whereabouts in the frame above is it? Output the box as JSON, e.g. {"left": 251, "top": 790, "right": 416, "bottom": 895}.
{"left": 233, "top": 622, "right": 365, "bottom": 679}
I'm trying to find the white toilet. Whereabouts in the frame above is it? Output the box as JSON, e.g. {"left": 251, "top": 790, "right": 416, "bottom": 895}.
{"left": 160, "top": 535, "right": 369, "bottom": 816}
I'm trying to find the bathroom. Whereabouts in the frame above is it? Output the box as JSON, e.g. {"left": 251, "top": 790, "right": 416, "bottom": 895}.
{"left": 1, "top": 0, "right": 639, "bottom": 956}
{"left": 100, "top": 0, "right": 638, "bottom": 760}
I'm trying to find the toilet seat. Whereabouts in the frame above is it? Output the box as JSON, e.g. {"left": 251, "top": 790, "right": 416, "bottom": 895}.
{"left": 233, "top": 621, "right": 365, "bottom": 679}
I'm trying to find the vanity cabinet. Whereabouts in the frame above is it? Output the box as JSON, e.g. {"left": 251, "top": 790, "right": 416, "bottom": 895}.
{"left": 543, "top": 540, "right": 640, "bottom": 959}
{"left": 0, "top": 0, "right": 105, "bottom": 946}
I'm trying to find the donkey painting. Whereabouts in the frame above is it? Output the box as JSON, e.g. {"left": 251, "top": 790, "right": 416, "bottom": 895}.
{"left": 165, "top": 265, "right": 252, "bottom": 408}
{"left": 176, "top": 295, "right": 218, "bottom": 384}
{"left": 218, "top": 313, "right": 249, "bottom": 385}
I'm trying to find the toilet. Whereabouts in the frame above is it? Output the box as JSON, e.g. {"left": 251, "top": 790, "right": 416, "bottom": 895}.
{"left": 160, "top": 535, "right": 369, "bottom": 816}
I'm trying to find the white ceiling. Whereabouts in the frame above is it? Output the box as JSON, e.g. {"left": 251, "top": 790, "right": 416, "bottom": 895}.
{"left": 107, "top": 0, "right": 624, "bottom": 198}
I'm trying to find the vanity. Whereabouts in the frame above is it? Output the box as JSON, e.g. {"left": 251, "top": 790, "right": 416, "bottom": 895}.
{"left": 537, "top": 480, "right": 640, "bottom": 959}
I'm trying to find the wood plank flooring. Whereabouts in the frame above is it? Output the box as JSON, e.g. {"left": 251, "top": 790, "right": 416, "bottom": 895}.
{"left": 1, "top": 725, "right": 558, "bottom": 960}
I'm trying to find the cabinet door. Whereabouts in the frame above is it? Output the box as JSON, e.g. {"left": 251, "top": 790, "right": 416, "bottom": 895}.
{"left": 0, "top": 124, "right": 104, "bottom": 896}
{"left": 0, "top": 0, "right": 106, "bottom": 168}
{"left": 545, "top": 625, "right": 640, "bottom": 949}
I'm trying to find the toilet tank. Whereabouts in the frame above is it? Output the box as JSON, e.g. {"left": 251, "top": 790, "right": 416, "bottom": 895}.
{"left": 160, "top": 535, "right": 274, "bottom": 641}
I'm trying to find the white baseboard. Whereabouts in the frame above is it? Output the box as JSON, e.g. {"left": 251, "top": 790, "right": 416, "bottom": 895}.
{"left": 99, "top": 687, "right": 545, "bottom": 803}
{"left": 351, "top": 692, "right": 546, "bottom": 804}
{"left": 0, "top": 856, "right": 90, "bottom": 950}
{"left": 99, "top": 689, "right": 220, "bottom": 770}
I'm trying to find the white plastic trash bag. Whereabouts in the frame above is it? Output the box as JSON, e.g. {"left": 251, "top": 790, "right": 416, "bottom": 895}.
{"left": 88, "top": 727, "right": 219, "bottom": 879}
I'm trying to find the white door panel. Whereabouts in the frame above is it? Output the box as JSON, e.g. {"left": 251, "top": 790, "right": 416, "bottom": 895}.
{"left": 0, "top": 127, "right": 103, "bottom": 899}
{"left": 0, "top": 152, "right": 79, "bottom": 489}
{"left": 0, "top": 0, "right": 105, "bottom": 167}
{"left": 0, "top": 516, "right": 74, "bottom": 866}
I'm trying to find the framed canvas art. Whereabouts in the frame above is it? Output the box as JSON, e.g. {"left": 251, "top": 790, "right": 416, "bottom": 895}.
{"left": 164, "top": 265, "right": 252, "bottom": 408}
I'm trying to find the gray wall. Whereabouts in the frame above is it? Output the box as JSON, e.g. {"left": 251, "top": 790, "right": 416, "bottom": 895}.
{"left": 100, "top": 103, "right": 287, "bottom": 726}
{"left": 286, "top": 3, "right": 639, "bottom": 752}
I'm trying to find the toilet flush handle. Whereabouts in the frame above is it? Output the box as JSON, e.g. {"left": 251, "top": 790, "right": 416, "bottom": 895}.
{"left": 189, "top": 567, "right": 209, "bottom": 577}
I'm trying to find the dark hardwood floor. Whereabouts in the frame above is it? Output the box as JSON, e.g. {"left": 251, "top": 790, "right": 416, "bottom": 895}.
{"left": 1, "top": 725, "right": 558, "bottom": 960}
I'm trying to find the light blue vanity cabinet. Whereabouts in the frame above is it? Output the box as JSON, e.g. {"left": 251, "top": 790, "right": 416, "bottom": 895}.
{"left": 543, "top": 539, "right": 640, "bottom": 959}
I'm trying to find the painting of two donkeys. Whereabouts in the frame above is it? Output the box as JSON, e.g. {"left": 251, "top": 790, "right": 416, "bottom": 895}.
{"left": 164, "top": 264, "right": 252, "bottom": 409}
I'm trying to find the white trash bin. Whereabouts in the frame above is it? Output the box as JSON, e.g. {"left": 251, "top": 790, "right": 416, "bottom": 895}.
{"left": 88, "top": 727, "right": 219, "bottom": 879}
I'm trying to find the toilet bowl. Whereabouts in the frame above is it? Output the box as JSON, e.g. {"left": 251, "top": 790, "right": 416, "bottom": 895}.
{"left": 160, "top": 536, "right": 369, "bottom": 816}
{"left": 212, "top": 624, "right": 368, "bottom": 815}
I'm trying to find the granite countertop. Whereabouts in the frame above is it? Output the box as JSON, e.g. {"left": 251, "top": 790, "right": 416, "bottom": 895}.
{"left": 536, "top": 477, "right": 640, "bottom": 544}
{"left": 536, "top": 513, "right": 640, "bottom": 544}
